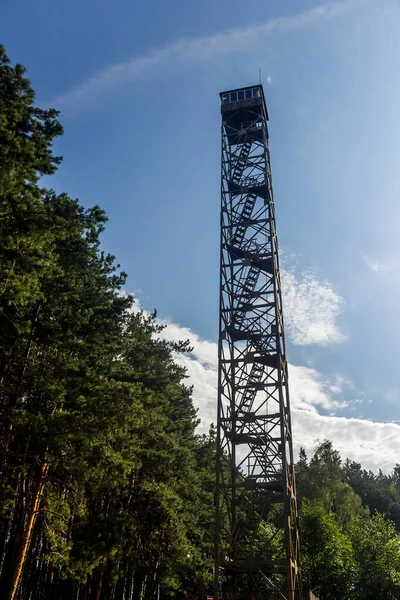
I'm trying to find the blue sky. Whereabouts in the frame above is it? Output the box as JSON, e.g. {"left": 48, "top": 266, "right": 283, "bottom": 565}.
{"left": 3, "top": 0, "right": 400, "bottom": 470}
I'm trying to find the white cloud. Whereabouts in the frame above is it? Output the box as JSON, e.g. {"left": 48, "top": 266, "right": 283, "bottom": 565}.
{"left": 281, "top": 268, "right": 346, "bottom": 346}
{"left": 293, "top": 411, "right": 400, "bottom": 474}
{"left": 150, "top": 309, "right": 399, "bottom": 473}
{"left": 53, "top": 1, "right": 355, "bottom": 110}
{"left": 159, "top": 263, "right": 347, "bottom": 355}
{"left": 288, "top": 364, "right": 347, "bottom": 413}
{"left": 157, "top": 317, "right": 217, "bottom": 369}
{"left": 156, "top": 314, "right": 219, "bottom": 432}
{"left": 363, "top": 256, "right": 386, "bottom": 273}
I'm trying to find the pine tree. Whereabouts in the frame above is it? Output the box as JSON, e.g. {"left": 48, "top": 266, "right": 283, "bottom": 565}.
{"left": 0, "top": 45, "right": 217, "bottom": 598}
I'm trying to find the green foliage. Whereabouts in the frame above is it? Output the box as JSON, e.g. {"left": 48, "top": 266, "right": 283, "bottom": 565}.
{"left": 300, "top": 499, "right": 356, "bottom": 600}
{"left": 297, "top": 441, "right": 365, "bottom": 529}
{"left": 343, "top": 459, "right": 400, "bottom": 530}
{"left": 298, "top": 443, "right": 400, "bottom": 600}
{"left": 350, "top": 513, "right": 400, "bottom": 599}
{"left": 0, "top": 44, "right": 214, "bottom": 600}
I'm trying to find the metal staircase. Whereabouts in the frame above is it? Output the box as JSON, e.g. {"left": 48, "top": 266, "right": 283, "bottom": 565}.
{"left": 231, "top": 194, "right": 257, "bottom": 248}
{"left": 231, "top": 140, "right": 252, "bottom": 185}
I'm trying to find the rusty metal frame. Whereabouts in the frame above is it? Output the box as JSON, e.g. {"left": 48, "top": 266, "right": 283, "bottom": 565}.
{"left": 214, "top": 86, "right": 302, "bottom": 600}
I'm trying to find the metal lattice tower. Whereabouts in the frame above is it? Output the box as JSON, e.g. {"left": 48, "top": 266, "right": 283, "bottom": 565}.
{"left": 215, "top": 85, "right": 302, "bottom": 600}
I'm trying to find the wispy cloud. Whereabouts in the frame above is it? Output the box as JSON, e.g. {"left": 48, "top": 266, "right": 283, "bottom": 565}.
{"left": 363, "top": 255, "right": 386, "bottom": 273}
{"left": 281, "top": 268, "right": 346, "bottom": 346}
{"left": 53, "top": 1, "right": 355, "bottom": 111}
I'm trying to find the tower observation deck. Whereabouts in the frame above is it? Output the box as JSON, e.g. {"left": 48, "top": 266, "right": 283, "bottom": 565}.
{"left": 214, "top": 85, "right": 302, "bottom": 600}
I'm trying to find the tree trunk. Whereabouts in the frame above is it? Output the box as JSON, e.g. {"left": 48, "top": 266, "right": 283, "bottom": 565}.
{"left": 0, "top": 474, "right": 27, "bottom": 591}
{"left": 23, "top": 526, "right": 42, "bottom": 599}
{"left": 0, "top": 472, "right": 21, "bottom": 571}
{"left": 132, "top": 568, "right": 145, "bottom": 600}
{"left": 92, "top": 566, "right": 104, "bottom": 600}
{"left": 144, "top": 570, "right": 157, "bottom": 600}
{"left": 7, "top": 459, "right": 48, "bottom": 600}
{"left": 125, "top": 570, "right": 134, "bottom": 600}
{"left": 114, "top": 573, "right": 126, "bottom": 600}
